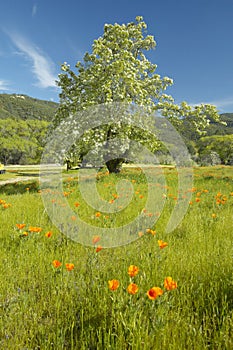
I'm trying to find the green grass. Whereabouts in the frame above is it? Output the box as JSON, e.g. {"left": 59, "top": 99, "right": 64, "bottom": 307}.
{"left": 0, "top": 166, "right": 233, "bottom": 349}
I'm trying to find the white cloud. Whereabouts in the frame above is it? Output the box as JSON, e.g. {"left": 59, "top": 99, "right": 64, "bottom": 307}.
{"left": 7, "top": 31, "right": 57, "bottom": 89}
{"left": 0, "top": 79, "right": 10, "bottom": 91}
{"left": 189, "top": 96, "right": 233, "bottom": 112}
{"left": 208, "top": 97, "right": 233, "bottom": 110}
{"left": 32, "top": 4, "right": 37, "bottom": 17}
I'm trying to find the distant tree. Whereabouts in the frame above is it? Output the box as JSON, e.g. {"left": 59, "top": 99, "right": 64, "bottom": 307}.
{"left": 197, "top": 134, "right": 233, "bottom": 165}
{"left": 0, "top": 118, "right": 49, "bottom": 164}
{"left": 54, "top": 16, "right": 220, "bottom": 173}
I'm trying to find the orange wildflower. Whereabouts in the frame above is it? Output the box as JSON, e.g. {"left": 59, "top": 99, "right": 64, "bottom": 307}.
{"left": 28, "top": 226, "right": 42, "bottom": 233}
{"left": 74, "top": 202, "right": 80, "bottom": 207}
{"left": 52, "top": 260, "right": 62, "bottom": 268}
{"left": 128, "top": 265, "right": 139, "bottom": 277}
{"left": 195, "top": 198, "right": 201, "bottom": 202}
{"left": 147, "top": 229, "right": 156, "bottom": 235}
{"left": 108, "top": 279, "right": 120, "bottom": 291}
{"left": 3, "top": 203, "right": 11, "bottom": 209}
{"left": 71, "top": 215, "right": 76, "bottom": 221}
{"left": 95, "top": 212, "right": 101, "bottom": 217}
{"left": 158, "top": 240, "right": 168, "bottom": 249}
{"left": 96, "top": 245, "right": 103, "bottom": 253}
{"left": 147, "top": 287, "right": 163, "bottom": 300}
{"left": 127, "top": 283, "right": 139, "bottom": 295}
{"left": 65, "top": 263, "right": 75, "bottom": 271}
{"left": 92, "top": 235, "right": 101, "bottom": 244}
{"left": 164, "top": 277, "right": 178, "bottom": 291}
{"left": 45, "top": 231, "right": 52, "bottom": 238}
{"left": 16, "top": 223, "right": 26, "bottom": 230}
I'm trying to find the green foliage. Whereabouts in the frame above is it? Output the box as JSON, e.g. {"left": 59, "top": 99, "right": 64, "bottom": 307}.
{"left": 0, "top": 118, "right": 50, "bottom": 164}
{"left": 0, "top": 94, "right": 58, "bottom": 164}
{"left": 206, "top": 113, "right": 233, "bottom": 136}
{"left": 0, "top": 166, "right": 233, "bottom": 348}
{"left": 0, "top": 93, "right": 57, "bottom": 121}
{"left": 198, "top": 134, "right": 233, "bottom": 165}
{"left": 54, "top": 16, "right": 220, "bottom": 172}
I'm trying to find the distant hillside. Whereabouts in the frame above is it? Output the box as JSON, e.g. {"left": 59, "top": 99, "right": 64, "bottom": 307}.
{"left": 207, "top": 113, "right": 233, "bottom": 135}
{"left": 0, "top": 92, "right": 232, "bottom": 165}
{"left": 0, "top": 93, "right": 58, "bottom": 121}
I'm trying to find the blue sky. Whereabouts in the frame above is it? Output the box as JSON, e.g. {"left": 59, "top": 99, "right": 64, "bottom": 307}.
{"left": 0, "top": 0, "right": 233, "bottom": 112}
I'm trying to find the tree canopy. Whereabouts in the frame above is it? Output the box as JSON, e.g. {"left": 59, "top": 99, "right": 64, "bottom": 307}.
{"left": 54, "top": 16, "right": 220, "bottom": 172}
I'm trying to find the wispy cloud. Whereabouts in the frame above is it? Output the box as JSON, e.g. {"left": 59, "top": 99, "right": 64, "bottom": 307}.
{"left": 32, "top": 4, "right": 37, "bottom": 17}
{"left": 207, "top": 96, "right": 233, "bottom": 110}
{"left": 189, "top": 96, "right": 233, "bottom": 112}
{"left": 0, "top": 79, "right": 10, "bottom": 91}
{"left": 7, "top": 31, "right": 57, "bottom": 89}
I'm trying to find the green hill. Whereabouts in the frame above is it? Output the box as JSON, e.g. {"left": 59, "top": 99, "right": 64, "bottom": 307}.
{"left": 207, "top": 113, "right": 233, "bottom": 135}
{"left": 0, "top": 93, "right": 58, "bottom": 121}
{"left": 0, "top": 93, "right": 232, "bottom": 165}
{"left": 0, "top": 94, "right": 58, "bottom": 164}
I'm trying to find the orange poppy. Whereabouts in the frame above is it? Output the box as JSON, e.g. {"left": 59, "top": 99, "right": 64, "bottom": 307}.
{"left": 65, "top": 263, "right": 75, "bottom": 271}
{"left": 96, "top": 245, "right": 103, "bottom": 253}
{"left": 45, "top": 231, "right": 52, "bottom": 238}
{"left": 29, "top": 226, "right": 42, "bottom": 233}
{"left": 164, "top": 277, "right": 178, "bottom": 291}
{"left": 127, "top": 283, "right": 139, "bottom": 295}
{"left": 16, "top": 223, "right": 26, "bottom": 230}
{"left": 128, "top": 265, "right": 139, "bottom": 277}
{"left": 92, "top": 235, "right": 101, "bottom": 244}
{"left": 108, "top": 279, "right": 120, "bottom": 291}
{"left": 158, "top": 240, "right": 168, "bottom": 249}
{"left": 147, "top": 287, "right": 163, "bottom": 300}
{"left": 52, "top": 260, "right": 62, "bottom": 268}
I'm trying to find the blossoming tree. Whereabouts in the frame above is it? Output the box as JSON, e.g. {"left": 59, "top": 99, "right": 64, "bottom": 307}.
{"left": 54, "top": 16, "right": 220, "bottom": 173}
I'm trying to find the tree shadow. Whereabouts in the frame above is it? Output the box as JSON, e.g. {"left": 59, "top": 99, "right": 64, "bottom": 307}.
{"left": 16, "top": 172, "right": 39, "bottom": 177}
{"left": 0, "top": 180, "right": 40, "bottom": 195}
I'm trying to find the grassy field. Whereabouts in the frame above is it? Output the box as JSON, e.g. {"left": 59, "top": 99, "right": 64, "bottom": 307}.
{"left": 0, "top": 165, "right": 232, "bottom": 349}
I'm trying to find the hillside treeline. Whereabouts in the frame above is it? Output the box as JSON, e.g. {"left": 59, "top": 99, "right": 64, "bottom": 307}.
{"left": 0, "top": 94, "right": 232, "bottom": 165}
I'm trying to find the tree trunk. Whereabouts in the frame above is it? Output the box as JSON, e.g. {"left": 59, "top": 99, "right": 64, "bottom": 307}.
{"left": 105, "top": 158, "right": 124, "bottom": 173}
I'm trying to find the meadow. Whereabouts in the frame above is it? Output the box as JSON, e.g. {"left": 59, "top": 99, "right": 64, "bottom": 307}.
{"left": 0, "top": 165, "right": 232, "bottom": 349}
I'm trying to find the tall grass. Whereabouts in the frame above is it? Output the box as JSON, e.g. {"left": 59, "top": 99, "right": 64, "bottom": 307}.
{"left": 0, "top": 166, "right": 232, "bottom": 349}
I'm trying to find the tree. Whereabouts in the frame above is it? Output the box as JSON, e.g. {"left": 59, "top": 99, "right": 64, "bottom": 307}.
{"left": 54, "top": 16, "right": 220, "bottom": 173}
{"left": 0, "top": 118, "right": 49, "bottom": 164}
{"left": 197, "top": 134, "right": 233, "bottom": 165}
